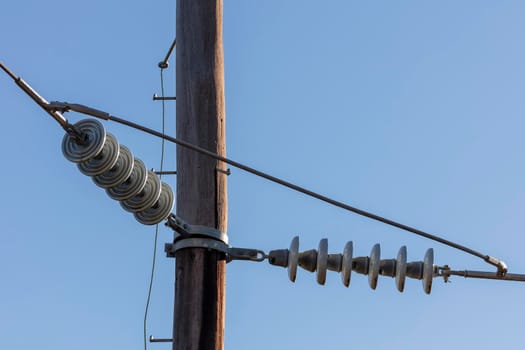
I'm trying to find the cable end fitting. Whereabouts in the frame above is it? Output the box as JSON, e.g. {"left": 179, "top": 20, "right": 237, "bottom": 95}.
{"left": 65, "top": 123, "right": 87, "bottom": 145}
{"left": 485, "top": 256, "right": 508, "bottom": 276}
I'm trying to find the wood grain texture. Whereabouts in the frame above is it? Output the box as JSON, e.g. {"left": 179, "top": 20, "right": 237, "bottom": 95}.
{"left": 174, "top": 0, "right": 227, "bottom": 349}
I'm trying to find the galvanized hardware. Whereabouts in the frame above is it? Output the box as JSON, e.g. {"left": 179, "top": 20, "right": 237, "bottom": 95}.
{"left": 228, "top": 247, "right": 267, "bottom": 262}
{"left": 216, "top": 167, "right": 231, "bottom": 176}
{"left": 483, "top": 256, "right": 508, "bottom": 276}
{"left": 439, "top": 265, "right": 452, "bottom": 283}
{"left": 153, "top": 93, "right": 176, "bottom": 101}
{"left": 164, "top": 237, "right": 267, "bottom": 262}
{"left": 0, "top": 63, "right": 84, "bottom": 142}
{"left": 163, "top": 216, "right": 255, "bottom": 261}
{"left": 48, "top": 101, "right": 111, "bottom": 120}
{"left": 149, "top": 336, "right": 174, "bottom": 343}
{"left": 165, "top": 237, "right": 228, "bottom": 258}
{"left": 62, "top": 119, "right": 106, "bottom": 163}
{"left": 153, "top": 170, "right": 177, "bottom": 176}
{"left": 436, "top": 265, "right": 525, "bottom": 282}
{"left": 166, "top": 214, "right": 229, "bottom": 244}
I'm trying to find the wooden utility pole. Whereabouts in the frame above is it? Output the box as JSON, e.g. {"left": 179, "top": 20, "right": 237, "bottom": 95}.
{"left": 174, "top": 0, "right": 227, "bottom": 349}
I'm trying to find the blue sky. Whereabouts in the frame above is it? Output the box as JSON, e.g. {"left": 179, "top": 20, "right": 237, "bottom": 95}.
{"left": 2, "top": 1, "right": 525, "bottom": 349}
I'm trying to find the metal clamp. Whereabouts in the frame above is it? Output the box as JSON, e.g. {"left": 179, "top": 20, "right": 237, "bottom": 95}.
{"left": 484, "top": 256, "right": 508, "bottom": 276}
{"left": 166, "top": 214, "right": 229, "bottom": 244}
{"left": 165, "top": 237, "right": 267, "bottom": 262}
{"left": 164, "top": 215, "right": 266, "bottom": 262}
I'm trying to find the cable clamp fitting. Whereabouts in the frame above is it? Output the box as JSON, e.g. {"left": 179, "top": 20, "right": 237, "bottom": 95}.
{"left": 166, "top": 214, "right": 229, "bottom": 243}
{"left": 164, "top": 215, "right": 266, "bottom": 262}
{"left": 164, "top": 238, "right": 267, "bottom": 262}
{"left": 484, "top": 256, "right": 508, "bottom": 276}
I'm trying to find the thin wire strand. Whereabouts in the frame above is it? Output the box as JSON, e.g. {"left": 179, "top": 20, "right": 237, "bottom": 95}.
{"left": 143, "top": 68, "right": 167, "bottom": 350}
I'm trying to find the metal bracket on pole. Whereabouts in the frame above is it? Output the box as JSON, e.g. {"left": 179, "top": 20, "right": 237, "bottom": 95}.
{"left": 166, "top": 214, "right": 229, "bottom": 244}
{"left": 164, "top": 238, "right": 267, "bottom": 262}
{"left": 153, "top": 93, "right": 176, "bottom": 101}
{"left": 164, "top": 214, "right": 267, "bottom": 262}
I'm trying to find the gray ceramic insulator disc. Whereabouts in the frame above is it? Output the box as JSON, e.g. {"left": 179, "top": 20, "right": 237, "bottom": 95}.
{"left": 106, "top": 158, "right": 147, "bottom": 201}
{"left": 62, "top": 119, "right": 106, "bottom": 163}
{"left": 396, "top": 246, "right": 407, "bottom": 292}
{"left": 368, "top": 244, "right": 381, "bottom": 290}
{"left": 288, "top": 236, "right": 299, "bottom": 282}
{"left": 121, "top": 170, "right": 162, "bottom": 213}
{"left": 422, "top": 248, "right": 434, "bottom": 295}
{"left": 316, "top": 239, "right": 328, "bottom": 285}
{"left": 92, "top": 145, "right": 134, "bottom": 189}
{"left": 77, "top": 133, "right": 119, "bottom": 176}
{"left": 341, "top": 241, "right": 353, "bottom": 287}
{"left": 134, "top": 182, "right": 174, "bottom": 225}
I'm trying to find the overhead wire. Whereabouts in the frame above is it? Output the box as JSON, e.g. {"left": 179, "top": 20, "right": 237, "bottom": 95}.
{"left": 102, "top": 114, "right": 506, "bottom": 269}
{"left": 0, "top": 60, "right": 508, "bottom": 272}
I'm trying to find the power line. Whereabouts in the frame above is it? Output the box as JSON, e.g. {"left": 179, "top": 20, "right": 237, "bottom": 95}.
{"left": 0, "top": 61, "right": 507, "bottom": 273}
{"left": 106, "top": 115, "right": 506, "bottom": 266}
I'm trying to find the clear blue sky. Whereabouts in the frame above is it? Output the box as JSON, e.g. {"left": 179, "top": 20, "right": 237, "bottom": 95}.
{"left": 2, "top": 1, "right": 525, "bottom": 349}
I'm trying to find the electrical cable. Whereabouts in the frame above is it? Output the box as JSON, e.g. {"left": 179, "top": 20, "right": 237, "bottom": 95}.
{"left": 103, "top": 114, "right": 506, "bottom": 270}
{"left": 143, "top": 68, "right": 168, "bottom": 350}
{"left": 0, "top": 61, "right": 507, "bottom": 273}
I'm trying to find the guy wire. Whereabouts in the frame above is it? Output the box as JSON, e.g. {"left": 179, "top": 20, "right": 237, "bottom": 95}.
{"left": 144, "top": 68, "right": 168, "bottom": 350}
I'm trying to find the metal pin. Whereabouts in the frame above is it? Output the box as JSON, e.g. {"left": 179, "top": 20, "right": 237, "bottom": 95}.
{"left": 149, "top": 336, "right": 174, "bottom": 343}
{"left": 154, "top": 170, "right": 177, "bottom": 175}
{"left": 153, "top": 93, "right": 176, "bottom": 101}
{"left": 216, "top": 167, "right": 231, "bottom": 176}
